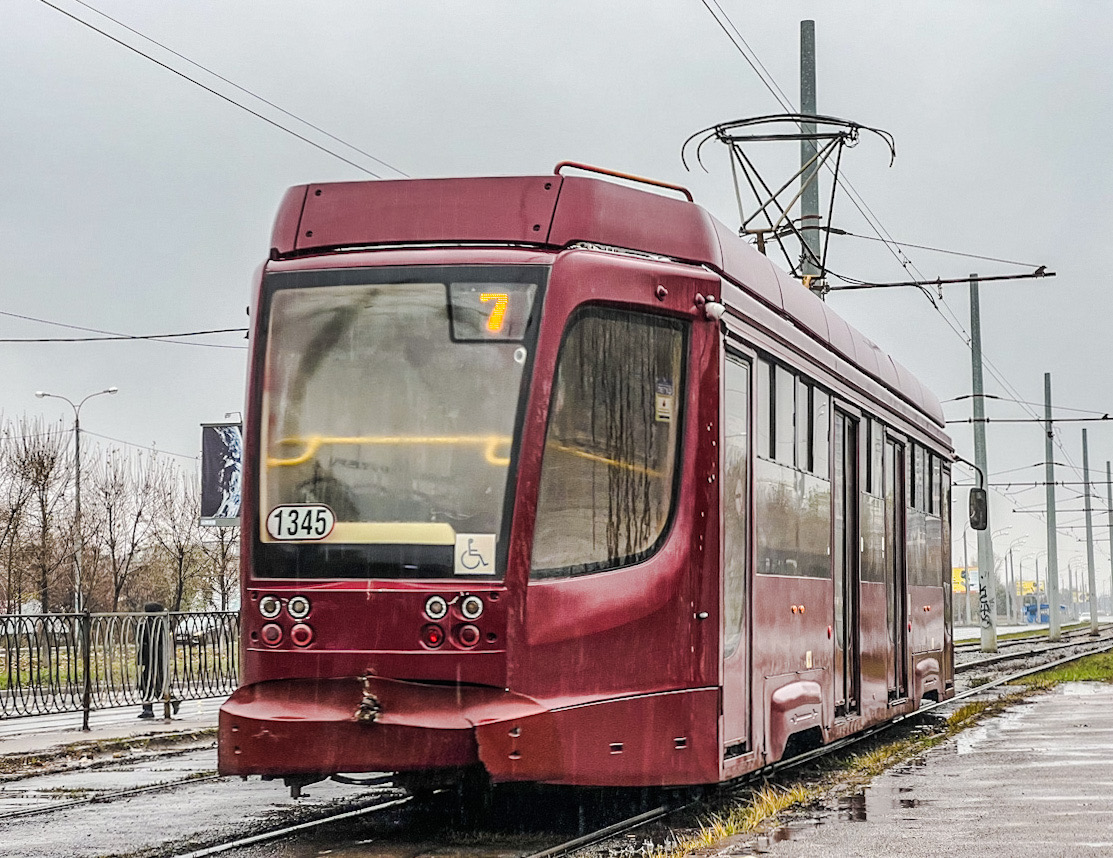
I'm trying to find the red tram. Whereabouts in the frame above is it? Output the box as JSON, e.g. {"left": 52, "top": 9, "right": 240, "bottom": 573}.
{"left": 218, "top": 163, "right": 961, "bottom": 792}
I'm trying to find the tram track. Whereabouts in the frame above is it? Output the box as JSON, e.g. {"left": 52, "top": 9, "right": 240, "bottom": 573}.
{"left": 956, "top": 627, "right": 1113, "bottom": 673}
{"left": 0, "top": 771, "right": 223, "bottom": 822}
{"left": 953, "top": 622, "right": 1112, "bottom": 653}
{"left": 7, "top": 639, "right": 1110, "bottom": 858}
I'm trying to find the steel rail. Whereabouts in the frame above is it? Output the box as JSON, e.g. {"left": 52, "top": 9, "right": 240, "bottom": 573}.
{"left": 180, "top": 642, "right": 1113, "bottom": 858}
{"left": 953, "top": 622, "right": 1112, "bottom": 652}
{"left": 521, "top": 639, "right": 1113, "bottom": 858}
{"left": 15, "top": 642, "right": 1100, "bottom": 858}
{"left": 957, "top": 629, "right": 1113, "bottom": 672}
{"left": 771, "top": 640, "right": 1113, "bottom": 777}
{"left": 171, "top": 794, "right": 412, "bottom": 858}
{"left": 0, "top": 772, "right": 222, "bottom": 821}
{"left": 524, "top": 804, "right": 677, "bottom": 858}
{"left": 0, "top": 766, "right": 394, "bottom": 824}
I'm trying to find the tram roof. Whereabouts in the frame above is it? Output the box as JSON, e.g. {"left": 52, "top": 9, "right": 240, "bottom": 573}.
{"left": 269, "top": 172, "right": 944, "bottom": 429}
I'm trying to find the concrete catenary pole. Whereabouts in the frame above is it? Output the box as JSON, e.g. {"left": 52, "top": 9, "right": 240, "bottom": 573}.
{"left": 1083, "top": 429, "right": 1099, "bottom": 635}
{"left": 1044, "top": 373, "right": 1061, "bottom": 641}
{"left": 969, "top": 275, "right": 996, "bottom": 651}
{"left": 799, "top": 20, "right": 821, "bottom": 283}
{"left": 1107, "top": 461, "right": 1113, "bottom": 618}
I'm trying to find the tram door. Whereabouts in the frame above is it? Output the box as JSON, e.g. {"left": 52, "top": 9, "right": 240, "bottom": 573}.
{"left": 832, "top": 410, "right": 861, "bottom": 717}
{"left": 721, "top": 353, "right": 750, "bottom": 754}
{"left": 884, "top": 438, "right": 909, "bottom": 700}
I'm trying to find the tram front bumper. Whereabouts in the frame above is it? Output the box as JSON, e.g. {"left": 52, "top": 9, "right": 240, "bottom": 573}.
{"left": 217, "top": 676, "right": 546, "bottom": 778}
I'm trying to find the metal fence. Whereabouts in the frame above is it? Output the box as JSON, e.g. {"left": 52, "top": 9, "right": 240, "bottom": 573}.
{"left": 0, "top": 611, "right": 239, "bottom": 721}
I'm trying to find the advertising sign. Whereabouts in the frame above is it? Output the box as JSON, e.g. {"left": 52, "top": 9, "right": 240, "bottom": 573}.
{"left": 200, "top": 422, "right": 242, "bottom": 526}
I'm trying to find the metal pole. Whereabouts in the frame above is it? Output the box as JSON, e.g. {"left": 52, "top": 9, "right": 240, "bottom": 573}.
{"left": 1045, "top": 373, "right": 1061, "bottom": 641}
{"left": 1107, "top": 461, "right": 1112, "bottom": 621}
{"left": 963, "top": 529, "right": 971, "bottom": 625}
{"left": 1083, "top": 429, "right": 1099, "bottom": 634}
{"left": 799, "top": 20, "right": 821, "bottom": 283}
{"left": 1036, "top": 554, "right": 1042, "bottom": 621}
{"left": 81, "top": 609, "right": 91, "bottom": 731}
{"left": 1018, "top": 556, "right": 1024, "bottom": 622}
{"left": 1010, "top": 549, "right": 1019, "bottom": 623}
{"left": 970, "top": 275, "right": 996, "bottom": 651}
{"left": 73, "top": 413, "right": 81, "bottom": 613}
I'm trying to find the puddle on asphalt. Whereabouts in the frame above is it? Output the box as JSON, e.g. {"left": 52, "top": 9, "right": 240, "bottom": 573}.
{"left": 956, "top": 706, "right": 1029, "bottom": 755}
{"left": 1062, "top": 681, "right": 1104, "bottom": 696}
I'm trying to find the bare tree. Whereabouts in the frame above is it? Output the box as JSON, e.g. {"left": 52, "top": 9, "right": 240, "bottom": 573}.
{"left": 200, "top": 524, "right": 239, "bottom": 610}
{"left": 151, "top": 461, "right": 206, "bottom": 611}
{"left": 12, "top": 418, "right": 73, "bottom": 612}
{"left": 87, "top": 449, "right": 159, "bottom": 611}
{"left": 0, "top": 418, "right": 36, "bottom": 611}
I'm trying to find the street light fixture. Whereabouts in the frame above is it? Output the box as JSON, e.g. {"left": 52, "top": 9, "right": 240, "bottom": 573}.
{"left": 34, "top": 387, "right": 118, "bottom": 612}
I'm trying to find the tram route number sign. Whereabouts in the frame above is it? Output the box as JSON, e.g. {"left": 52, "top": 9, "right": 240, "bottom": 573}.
{"left": 267, "top": 504, "right": 336, "bottom": 541}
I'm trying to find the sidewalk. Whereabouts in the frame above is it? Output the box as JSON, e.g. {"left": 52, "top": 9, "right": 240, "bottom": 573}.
{"left": 0, "top": 697, "right": 223, "bottom": 759}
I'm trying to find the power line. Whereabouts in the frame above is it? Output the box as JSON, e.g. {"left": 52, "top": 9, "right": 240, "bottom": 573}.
{"left": 828, "top": 228, "right": 1041, "bottom": 268}
{"left": 828, "top": 269, "right": 1054, "bottom": 292}
{"left": 943, "top": 394, "right": 1109, "bottom": 416}
{"left": 36, "top": 0, "right": 391, "bottom": 177}
{"left": 0, "top": 310, "right": 246, "bottom": 349}
{"left": 0, "top": 327, "right": 248, "bottom": 344}
{"left": 68, "top": 0, "right": 408, "bottom": 179}
{"left": 84, "top": 430, "right": 195, "bottom": 461}
{"left": 699, "top": 7, "right": 1087, "bottom": 517}
{"left": 947, "top": 416, "right": 1113, "bottom": 425}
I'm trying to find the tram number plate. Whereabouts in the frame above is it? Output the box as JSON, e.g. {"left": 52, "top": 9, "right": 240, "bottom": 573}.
{"left": 266, "top": 505, "right": 336, "bottom": 541}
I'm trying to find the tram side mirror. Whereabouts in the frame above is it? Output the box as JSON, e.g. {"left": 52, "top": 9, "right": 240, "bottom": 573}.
{"left": 968, "top": 487, "right": 988, "bottom": 531}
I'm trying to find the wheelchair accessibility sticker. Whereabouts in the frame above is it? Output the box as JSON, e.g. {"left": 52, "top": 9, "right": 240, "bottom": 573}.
{"left": 454, "top": 533, "right": 496, "bottom": 575}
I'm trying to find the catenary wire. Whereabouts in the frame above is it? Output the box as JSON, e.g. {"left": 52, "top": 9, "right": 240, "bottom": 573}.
{"left": 35, "top": 0, "right": 388, "bottom": 177}
{"left": 68, "top": 0, "right": 408, "bottom": 178}
{"left": 0, "top": 328, "right": 248, "bottom": 344}
{"left": 699, "top": 10, "right": 1089, "bottom": 499}
{"left": 84, "top": 430, "right": 196, "bottom": 461}
{"left": 829, "top": 228, "right": 1041, "bottom": 268}
{"left": 0, "top": 310, "right": 246, "bottom": 349}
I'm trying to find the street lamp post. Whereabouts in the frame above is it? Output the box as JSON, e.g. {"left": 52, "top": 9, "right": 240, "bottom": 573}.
{"left": 34, "top": 387, "right": 118, "bottom": 612}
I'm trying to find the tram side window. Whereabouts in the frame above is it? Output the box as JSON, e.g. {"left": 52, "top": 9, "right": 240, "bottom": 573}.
{"left": 812, "top": 388, "right": 829, "bottom": 479}
{"left": 860, "top": 418, "right": 886, "bottom": 584}
{"left": 754, "top": 357, "right": 831, "bottom": 578}
{"left": 931, "top": 454, "right": 942, "bottom": 516}
{"left": 530, "top": 309, "right": 685, "bottom": 578}
{"left": 723, "top": 355, "right": 749, "bottom": 658}
{"left": 757, "top": 358, "right": 772, "bottom": 459}
{"left": 774, "top": 365, "right": 795, "bottom": 464}
{"left": 795, "top": 377, "right": 811, "bottom": 471}
{"left": 942, "top": 467, "right": 952, "bottom": 592}
{"left": 908, "top": 443, "right": 938, "bottom": 587}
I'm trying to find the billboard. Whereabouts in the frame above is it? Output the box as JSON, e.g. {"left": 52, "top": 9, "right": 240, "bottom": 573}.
{"left": 952, "top": 566, "right": 978, "bottom": 594}
{"left": 200, "top": 422, "right": 242, "bottom": 526}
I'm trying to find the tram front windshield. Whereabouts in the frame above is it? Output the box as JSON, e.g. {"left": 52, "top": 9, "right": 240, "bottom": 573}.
{"left": 257, "top": 266, "right": 543, "bottom": 580}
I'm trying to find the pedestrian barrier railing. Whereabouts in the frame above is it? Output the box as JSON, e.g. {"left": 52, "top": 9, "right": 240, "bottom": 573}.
{"left": 0, "top": 611, "right": 239, "bottom": 723}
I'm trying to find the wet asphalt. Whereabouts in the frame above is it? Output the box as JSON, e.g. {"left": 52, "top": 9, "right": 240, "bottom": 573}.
{"left": 729, "top": 682, "right": 1113, "bottom": 857}
{"left": 2, "top": 655, "right": 1112, "bottom": 856}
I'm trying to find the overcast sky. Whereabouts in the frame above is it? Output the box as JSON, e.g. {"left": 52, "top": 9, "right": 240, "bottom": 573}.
{"left": 6, "top": 1, "right": 1112, "bottom": 593}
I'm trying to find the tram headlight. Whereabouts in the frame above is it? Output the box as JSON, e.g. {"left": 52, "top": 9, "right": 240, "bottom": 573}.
{"left": 259, "top": 595, "right": 282, "bottom": 619}
{"left": 287, "top": 595, "right": 311, "bottom": 619}
{"left": 424, "top": 595, "right": 449, "bottom": 620}
{"left": 459, "top": 594, "right": 484, "bottom": 620}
